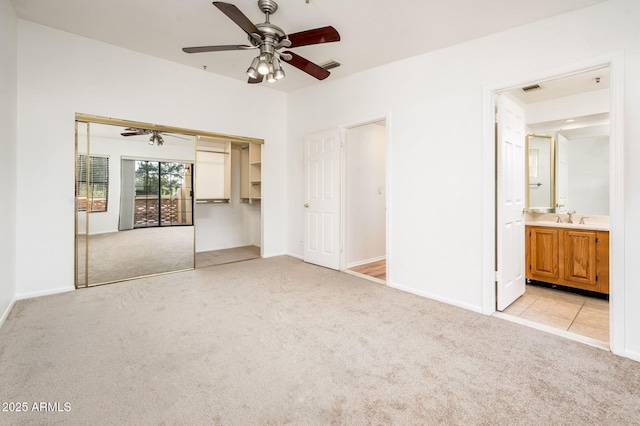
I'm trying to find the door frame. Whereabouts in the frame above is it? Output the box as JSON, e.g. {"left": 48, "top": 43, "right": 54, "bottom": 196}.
{"left": 481, "top": 52, "right": 625, "bottom": 355}
{"left": 339, "top": 113, "right": 392, "bottom": 284}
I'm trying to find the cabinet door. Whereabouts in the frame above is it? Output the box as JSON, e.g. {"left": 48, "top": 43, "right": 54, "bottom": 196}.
{"left": 563, "top": 230, "right": 597, "bottom": 288}
{"left": 529, "top": 227, "right": 559, "bottom": 281}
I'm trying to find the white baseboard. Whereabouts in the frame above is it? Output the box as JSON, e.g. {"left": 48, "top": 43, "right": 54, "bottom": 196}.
{"left": 347, "top": 256, "right": 386, "bottom": 269}
{"left": 388, "top": 281, "right": 484, "bottom": 314}
{"left": 625, "top": 350, "right": 640, "bottom": 363}
{"left": 16, "top": 286, "right": 75, "bottom": 301}
{"left": 261, "top": 252, "right": 289, "bottom": 259}
{"left": 0, "top": 296, "right": 17, "bottom": 330}
{"left": 284, "top": 252, "right": 304, "bottom": 260}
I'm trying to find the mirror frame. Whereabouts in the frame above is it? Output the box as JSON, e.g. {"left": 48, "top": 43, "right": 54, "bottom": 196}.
{"left": 525, "top": 134, "right": 555, "bottom": 212}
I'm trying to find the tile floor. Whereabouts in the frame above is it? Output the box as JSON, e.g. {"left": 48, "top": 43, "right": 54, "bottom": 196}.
{"left": 502, "top": 284, "right": 609, "bottom": 343}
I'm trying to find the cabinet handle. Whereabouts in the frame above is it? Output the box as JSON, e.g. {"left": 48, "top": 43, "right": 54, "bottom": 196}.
{"left": 304, "top": 203, "right": 309, "bottom": 208}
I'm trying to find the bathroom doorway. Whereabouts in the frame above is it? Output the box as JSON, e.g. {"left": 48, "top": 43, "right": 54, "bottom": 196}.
{"left": 491, "top": 63, "right": 621, "bottom": 349}
{"left": 343, "top": 119, "right": 388, "bottom": 284}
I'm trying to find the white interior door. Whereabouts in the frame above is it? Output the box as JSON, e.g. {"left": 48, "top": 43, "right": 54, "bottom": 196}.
{"left": 496, "top": 94, "right": 526, "bottom": 311}
{"left": 556, "top": 133, "right": 569, "bottom": 213}
{"left": 304, "top": 129, "right": 342, "bottom": 270}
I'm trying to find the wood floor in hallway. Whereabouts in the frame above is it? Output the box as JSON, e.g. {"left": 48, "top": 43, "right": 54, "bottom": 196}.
{"left": 349, "top": 259, "right": 386, "bottom": 281}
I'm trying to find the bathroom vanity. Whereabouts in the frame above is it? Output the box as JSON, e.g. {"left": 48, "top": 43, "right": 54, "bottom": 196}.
{"left": 525, "top": 223, "right": 609, "bottom": 295}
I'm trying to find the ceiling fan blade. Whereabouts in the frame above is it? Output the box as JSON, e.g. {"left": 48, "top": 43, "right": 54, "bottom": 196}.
{"left": 281, "top": 51, "right": 330, "bottom": 80}
{"left": 121, "top": 128, "right": 150, "bottom": 137}
{"left": 182, "top": 44, "right": 254, "bottom": 53}
{"left": 248, "top": 74, "right": 264, "bottom": 84}
{"left": 212, "top": 2, "right": 264, "bottom": 41}
{"left": 284, "top": 26, "right": 340, "bottom": 48}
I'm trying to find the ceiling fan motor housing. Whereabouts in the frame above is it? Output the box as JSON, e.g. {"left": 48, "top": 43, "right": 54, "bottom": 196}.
{"left": 258, "top": 0, "right": 278, "bottom": 15}
{"left": 252, "top": 23, "right": 287, "bottom": 56}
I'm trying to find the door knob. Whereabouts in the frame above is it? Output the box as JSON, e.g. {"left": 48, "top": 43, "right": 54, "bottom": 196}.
{"left": 304, "top": 203, "right": 309, "bottom": 208}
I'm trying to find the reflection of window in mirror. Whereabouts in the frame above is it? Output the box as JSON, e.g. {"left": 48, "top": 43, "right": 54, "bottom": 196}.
{"left": 77, "top": 154, "right": 109, "bottom": 213}
{"left": 529, "top": 149, "right": 538, "bottom": 178}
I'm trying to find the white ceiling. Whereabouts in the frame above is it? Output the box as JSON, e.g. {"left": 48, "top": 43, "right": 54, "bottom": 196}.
{"left": 10, "top": 0, "right": 609, "bottom": 92}
{"left": 508, "top": 67, "right": 610, "bottom": 104}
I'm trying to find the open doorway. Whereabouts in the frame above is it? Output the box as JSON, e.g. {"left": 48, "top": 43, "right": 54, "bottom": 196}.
{"left": 494, "top": 67, "right": 612, "bottom": 347}
{"left": 343, "top": 120, "right": 387, "bottom": 283}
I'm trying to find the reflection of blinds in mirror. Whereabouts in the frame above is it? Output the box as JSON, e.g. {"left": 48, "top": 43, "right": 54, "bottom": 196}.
{"left": 77, "top": 154, "right": 109, "bottom": 212}
{"left": 196, "top": 151, "right": 227, "bottom": 200}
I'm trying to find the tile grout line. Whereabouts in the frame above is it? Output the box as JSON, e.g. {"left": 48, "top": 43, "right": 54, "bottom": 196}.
{"left": 566, "top": 299, "right": 586, "bottom": 331}
{"left": 517, "top": 293, "right": 540, "bottom": 318}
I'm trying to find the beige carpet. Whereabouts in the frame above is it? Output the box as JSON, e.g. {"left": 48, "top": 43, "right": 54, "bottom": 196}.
{"left": 77, "top": 226, "right": 194, "bottom": 286}
{"left": 1, "top": 256, "right": 639, "bottom": 425}
{"left": 196, "top": 245, "right": 260, "bottom": 268}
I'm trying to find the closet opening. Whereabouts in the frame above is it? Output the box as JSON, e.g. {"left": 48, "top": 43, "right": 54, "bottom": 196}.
{"left": 75, "top": 114, "right": 265, "bottom": 288}
{"left": 194, "top": 137, "right": 262, "bottom": 268}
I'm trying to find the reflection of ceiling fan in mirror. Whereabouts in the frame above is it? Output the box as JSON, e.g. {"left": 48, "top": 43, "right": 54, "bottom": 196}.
{"left": 182, "top": 0, "right": 340, "bottom": 84}
{"left": 120, "top": 128, "right": 189, "bottom": 146}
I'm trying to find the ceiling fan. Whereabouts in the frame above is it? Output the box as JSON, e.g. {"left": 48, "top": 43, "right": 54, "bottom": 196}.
{"left": 120, "top": 128, "right": 189, "bottom": 146}
{"left": 182, "top": 0, "right": 341, "bottom": 84}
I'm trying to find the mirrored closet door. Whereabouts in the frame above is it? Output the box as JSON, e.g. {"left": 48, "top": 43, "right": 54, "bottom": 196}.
{"left": 75, "top": 119, "right": 196, "bottom": 287}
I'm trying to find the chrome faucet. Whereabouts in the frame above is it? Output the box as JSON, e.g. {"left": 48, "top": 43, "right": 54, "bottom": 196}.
{"left": 567, "top": 210, "right": 576, "bottom": 224}
{"left": 579, "top": 217, "right": 588, "bottom": 225}
{"left": 553, "top": 215, "right": 561, "bottom": 223}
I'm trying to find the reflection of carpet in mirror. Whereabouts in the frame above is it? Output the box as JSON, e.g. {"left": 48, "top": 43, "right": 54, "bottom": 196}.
{"left": 77, "top": 226, "right": 194, "bottom": 286}
{"left": 196, "top": 246, "right": 260, "bottom": 268}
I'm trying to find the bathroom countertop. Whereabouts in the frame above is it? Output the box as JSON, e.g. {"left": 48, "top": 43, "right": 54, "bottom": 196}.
{"left": 525, "top": 221, "right": 609, "bottom": 232}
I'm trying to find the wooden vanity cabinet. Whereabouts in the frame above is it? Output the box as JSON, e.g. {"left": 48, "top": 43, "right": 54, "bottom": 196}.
{"left": 525, "top": 225, "right": 609, "bottom": 294}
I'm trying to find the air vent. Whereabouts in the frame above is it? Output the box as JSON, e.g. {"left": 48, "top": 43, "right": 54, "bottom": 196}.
{"left": 521, "top": 83, "right": 543, "bottom": 92}
{"left": 320, "top": 60, "right": 341, "bottom": 71}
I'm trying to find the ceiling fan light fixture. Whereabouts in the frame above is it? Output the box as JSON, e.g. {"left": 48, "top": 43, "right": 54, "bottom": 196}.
{"left": 246, "top": 56, "right": 260, "bottom": 79}
{"left": 272, "top": 57, "right": 285, "bottom": 80}
{"left": 267, "top": 73, "right": 276, "bottom": 83}
{"left": 257, "top": 55, "right": 271, "bottom": 75}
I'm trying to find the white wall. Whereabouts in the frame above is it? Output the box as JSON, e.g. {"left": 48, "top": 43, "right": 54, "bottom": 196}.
{"left": 568, "top": 135, "right": 609, "bottom": 215}
{"left": 196, "top": 147, "right": 261, "bottom": 252}
{"left": 15, "top": 20, "right": 286, "bottom": 298}
{"left": 346, "top": 123, "right": 386, "bottom": 266}
{"left": 286, "top": 0, "right": 640, "bottom": 358}
{"left": 0, "top": 0, "right": 17, "bottom": 323}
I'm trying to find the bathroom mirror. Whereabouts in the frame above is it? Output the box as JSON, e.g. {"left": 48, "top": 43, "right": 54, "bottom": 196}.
{"left": 75, "top": 119, "right": 196, "bottom": 287}
{"left": 524, "top": 124, "right": 610, "bottom": 215}
{"left": 526, "top": 134, "right": 555, "bottom": 211}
